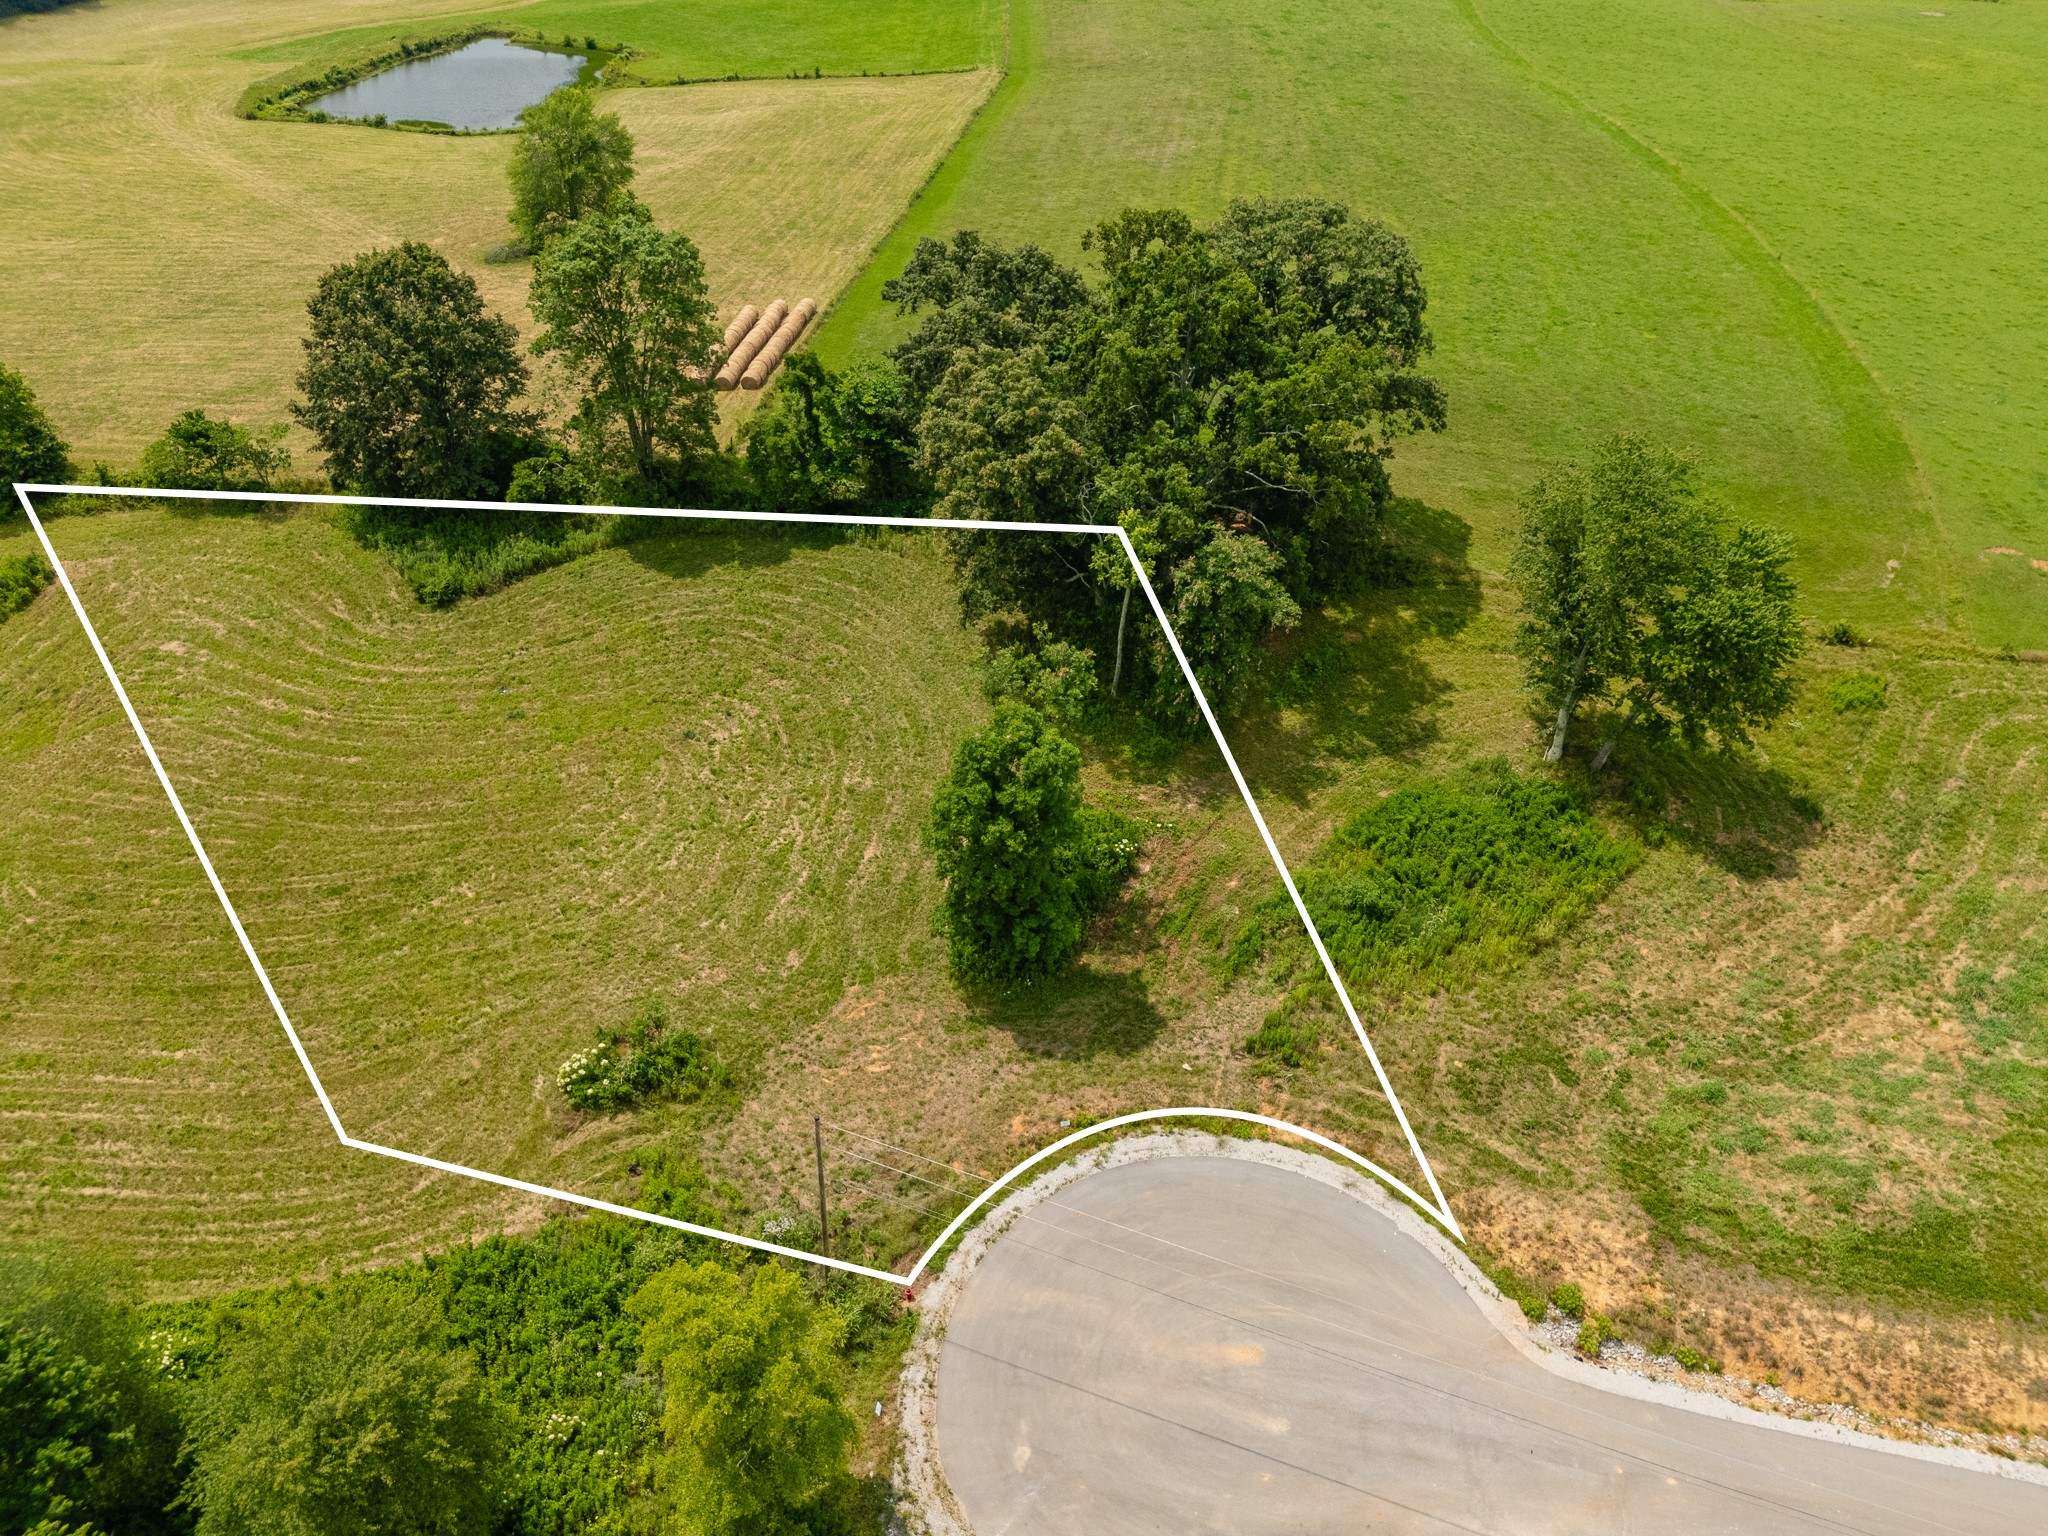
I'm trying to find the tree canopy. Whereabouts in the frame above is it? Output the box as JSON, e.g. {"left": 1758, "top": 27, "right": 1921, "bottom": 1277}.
{"left": 179, "top": 1289, "right": 504, "bottom": 1536}
{"left": 507, "top": 88, "right": 636, "bottom": 251}
{"left": 887, "top": 198, "right": 1444, "bottom": 732}
{"left": 528, "top": 206, "right": 720, "bottom": 495}
{"left": 293, "top": 243, "right": 533, "bottom": 499}
{"left": 921, "top": 702, "right": 1136, "bottom": 985}
{"left": 0, "top": 1253, "right": 185, "bottom": 1536}
{"left": 741, "top": 353, "right": 919, "bottom": 514}
{"left": 1512, "top": 433, "right": 1804, "bottom": 761}
{"left": 1, "top": 361, "right": 70, "bottom": 496}
{"left": 626, "top": 1262, "right": 855, "bottom": 1536}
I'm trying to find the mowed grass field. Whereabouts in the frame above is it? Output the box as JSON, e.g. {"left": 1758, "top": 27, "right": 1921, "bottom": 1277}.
{"left": 1, "top": 504, "right": 1397, "bottom": 1295}
{"left": 0, "top": 0, "right": 995, "bottom": 467}
{"left": 818, "top": 0, "right": 2048, "bottom": 649}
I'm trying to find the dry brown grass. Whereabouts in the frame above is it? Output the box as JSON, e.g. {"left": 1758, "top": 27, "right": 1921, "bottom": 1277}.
{"left": 0, "top": 0, "right": 992, "bottom": 467}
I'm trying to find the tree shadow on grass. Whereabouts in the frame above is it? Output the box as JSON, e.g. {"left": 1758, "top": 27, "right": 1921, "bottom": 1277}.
{"left": 963, "top": 963, "right": 1167, "bottom": 1060}
{"left": 1598, "top": 733, "right": 1826, "bottom": 880}
{"left": 624, "top": 518, "right": 849, "bottom": 582}
{"left": 1228, "top": 497, "right": 1483, "bottom": 804}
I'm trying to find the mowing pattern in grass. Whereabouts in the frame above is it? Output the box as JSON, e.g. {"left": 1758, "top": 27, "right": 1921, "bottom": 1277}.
{"left": 0, "top": 0, "right": 992, "bottom": 468}
{"left": 1471, "top": 0, "right": 2048, "bottom": 648}
{"left": 816, "top": 0, "right": 1954, "bottom": 640}
{"left": 0, "top": 506, "right": 989, "bottom": 1289}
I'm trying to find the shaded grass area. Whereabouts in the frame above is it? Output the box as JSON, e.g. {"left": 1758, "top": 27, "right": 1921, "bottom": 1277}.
{"left": 341, "top": 503, "right": 628, "bottom": 607}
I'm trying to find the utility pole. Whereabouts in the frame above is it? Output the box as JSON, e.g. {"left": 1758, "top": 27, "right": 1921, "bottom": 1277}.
{"left": 813, "top": 1115, "right": 829, "bottom": 1259}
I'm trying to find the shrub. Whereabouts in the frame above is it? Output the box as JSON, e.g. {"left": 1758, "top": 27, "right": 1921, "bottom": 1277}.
{"left": 1, "top": 552, "right": 52, "bottom": 621}
{"left": 1548, "top": 1281, "right": 1585, "bottom": 1319}
{"left": 137, "top": 410, "right": 288, "bottom": 492}
{"left": 922, "top": 703, "right": 1138, "bottom": 986}
{"left": 558, "top": 1002, "right": 725, "bottom": 1113}
{"left": 1576, "top": 1313, "right": 1611, "bottom": 1358}
{"left": 1671, "top": 1344, "right": 1721, "bottom": 1374}
{"left": 1, "top": 361, "right": 71, "bottom": 494}
{"left": 982, "top": 628, "right": 1098, "bottom": 728}
{"left": 1233, "top": 759, "right": 1641, "bottom": 992}
{"left": 1826, "top": 669, "right": 1887, "bottom": 713}
{"left": 1818, "top": 620, "right": 1867, "bottom": 647}
{"left": 341, "top": 501, "right": 617, "bottom": 607}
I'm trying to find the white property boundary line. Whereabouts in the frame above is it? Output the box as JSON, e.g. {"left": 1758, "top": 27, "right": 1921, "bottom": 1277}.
{"left": 14, "top": 482, "right": 1464, "bottom": 1284}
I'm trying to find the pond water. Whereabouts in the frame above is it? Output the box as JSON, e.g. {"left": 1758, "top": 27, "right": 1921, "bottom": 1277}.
{"left": 310, "top": 38, "right": 587, "bottom": 131}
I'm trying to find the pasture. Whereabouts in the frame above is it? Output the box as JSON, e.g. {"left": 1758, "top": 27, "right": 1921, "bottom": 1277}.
{"left": 818, "top": 0, "right": 2048, "bottom": 649}
{"left": 0, "top": 0, "right": 993, "bottom": 467}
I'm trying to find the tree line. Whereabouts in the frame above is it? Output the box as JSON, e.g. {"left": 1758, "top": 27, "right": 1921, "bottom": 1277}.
{"left": 3, "top": 1218, "right": 895, "bottom": 1536}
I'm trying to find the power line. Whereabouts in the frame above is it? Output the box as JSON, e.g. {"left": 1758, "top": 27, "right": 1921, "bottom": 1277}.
{"left": 821, "top": 1120, "right": 992, "bottom": 1186}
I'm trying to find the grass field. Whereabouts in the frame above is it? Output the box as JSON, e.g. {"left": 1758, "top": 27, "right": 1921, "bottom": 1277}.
{"left": 0, "top": 503, "right": 1391, "bottom": 1295}
{"left": 817, "top": 0, "right": 2048, "bottom": 650}
{"left": 0, "top": 0, "right": 994, "bottom": 468}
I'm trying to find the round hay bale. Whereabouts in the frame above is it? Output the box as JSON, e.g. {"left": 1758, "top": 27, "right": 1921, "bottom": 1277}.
{"left": 715, "top": 300, "right": 786, "bottom": 391}
{"left": 720, "top": 304, "right": 761, "bottom": 355}
{"left": 739, "top": 298, "right": 817, "bottom": 390}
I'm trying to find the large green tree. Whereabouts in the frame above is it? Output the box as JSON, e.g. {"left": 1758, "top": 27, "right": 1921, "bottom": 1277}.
{"left": 179, "top": 1290, "right": 505, "bottom": 1536}
{"left": 293, "top": 243, "right": 534, "bottom": 499}
{"left": 0, "top": 1254, "right": 185, "bottom": 1536}
{"left": 1, "top": 362, "right": 70, "bottom": 498}
{"left": 889, "top": 198, "right": 1445, "bottom": 731}
{"left": 1512, "top": 433, "right": 1804, "bottom": 762}
{"left": 626, "top": 1262, "right": 855, "bottom": 1536}
{"left": 528, "top": 207, "right": 720, "bottom": 493}
{"left": 507, "top": 88, "right": 635, "bottom": 251}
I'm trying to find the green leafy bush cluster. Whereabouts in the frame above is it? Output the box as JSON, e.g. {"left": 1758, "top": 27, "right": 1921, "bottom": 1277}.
{"left": 1, "top": 552, "right": 52, "bottom": 621}
{"left": 556, "top": 1002, "right": 726, "bottom": 1113}
{"left": 1233, "top": 759, "right": 1642, "bottom": 995}
{"left": 1826, "top": 669, "right": 1888, "bottom": 713}
{"left": 343, "top": 502, "right": 625, "bottom": 607}
{"left": 1670, "top": 1344, "right": 1721, "bottom": 1374}
{"left": 137, "top": 411, "right": 288, "bottom": 493}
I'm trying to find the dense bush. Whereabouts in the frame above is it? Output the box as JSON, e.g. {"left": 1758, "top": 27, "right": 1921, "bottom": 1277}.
{"left": 136, "top": 410, "right": 288, "bottom": 492}
{"left": 342, "top": 502, "right": 623, "bottom": 607}
{"left": 1, "top": 362, "right": 70, "bottom": 496}
{"left": 0, "top": 1253, "right": 187, "bottom": 1536}
{"left": 982, "top": 627, "right": 1099, "bottom": 728}
{"left": 180, "top": 1289, "right": 506, "bottom": 1536}
{"left": 742, "top": 354, "right": 922, "bottom": 514}
{"left": 556, "top": 1001, "right": 727, "bottom": 1113}
{"left": 1, "top": 552, "right": 52, "bottom": 622}
{"left": 922, "top": 703, "right": 1140, "bottom": 986}
{"left": 1233, "top": 759, "right": 1641, "bottom": 996}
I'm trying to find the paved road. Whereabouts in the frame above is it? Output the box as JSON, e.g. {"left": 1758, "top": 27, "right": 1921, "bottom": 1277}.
{"left": 933, "top": 1156, "right": 2048, "bottom": 1535}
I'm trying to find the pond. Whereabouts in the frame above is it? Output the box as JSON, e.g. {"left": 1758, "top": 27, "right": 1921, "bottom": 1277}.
{"left": 310, "top": 38, "right": 587, "bottom": 131}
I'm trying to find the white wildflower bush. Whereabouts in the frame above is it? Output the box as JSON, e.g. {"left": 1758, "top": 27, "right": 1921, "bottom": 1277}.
{"left": 556, "top": 1001, "right": 727, "bottom": 1113}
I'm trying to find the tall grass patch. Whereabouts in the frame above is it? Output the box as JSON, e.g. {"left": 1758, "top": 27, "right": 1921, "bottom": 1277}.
{"left": 1236, "top": 760, "right": 1642, "bottom": 1003}
{"left": 341, "top": 502, "right": 627, "bottom": 606}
